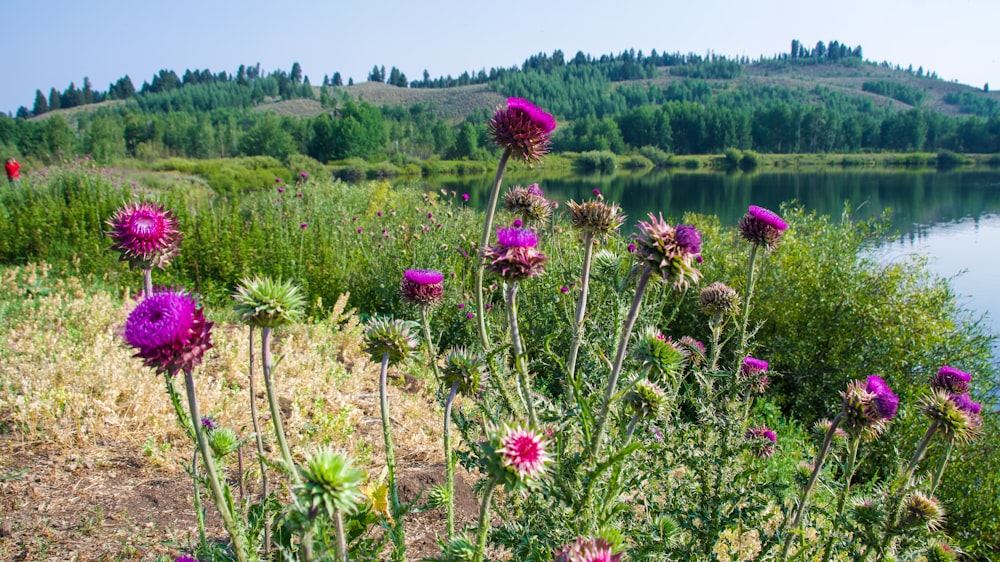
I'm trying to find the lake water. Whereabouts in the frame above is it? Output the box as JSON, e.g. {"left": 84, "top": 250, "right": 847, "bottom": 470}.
{"left": 425, "top": 168, "right": 1000, "bottom": 351}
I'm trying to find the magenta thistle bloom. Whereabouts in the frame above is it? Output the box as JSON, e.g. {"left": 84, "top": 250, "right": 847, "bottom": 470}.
{"left": 300, "top": 172, "right": 308, "bottom": 179}
{"left": 497, "top": 424, "right": 550, "bottom": 480}
{"left": 400, "top": 268, "right": 444, "bottom": 305}
{"left": 527, "top": 183, "right": 544, "bottom": 196}
{"left": 932, "top": 365, "right": 971, "bottom": 393}
{"left": 462, "top": 193, "right": 469, "bottom": 202}
{"left": 948, "top": 393, "right": 982, "bottom": 415}
{"left": 484, "top": 227, "right": 548, "bottom": 280}
{"left": 560, "top": 285, "right": 569, "bottom": 293}
{"left": 746, "top": 425, "right": 778, "bottom": 459}
{"left": 738, "top": 205, "right": 788, "bottom": 250}
{"left": 278, "top": 186, "right": 285, "bottom": 193}
{"left": 866, "top": 375, "right": 899, "bottom": 420}
{"left": 107, "top": 201, "right": 182, "bottom": 270}
{"left": 674, "top": 224, "right": 702, "bottom": 255}
{"left": 632, "top": 213, "right": 702, "bottom": 288}
{"left": 124, "top": 288, "right": 213, "bottom": 377}
{"left": 300, "top": 222, "right": 308, "bottom": 229}
{"left": 554, "top": 536, "right": 621, "bottom": 562}
{"left": 177, "top": 557, "right": 200, "bottom": 562}
{"left": 741, "top": 356, "right": 768, "bottom": 376}
{"left": 201, "top": 416, "right": 218, "bottom": 431}
{"left": 488, "top": 98, "right": 556, "bottom": 163}
{"left": 275, "top": 177, "right": 281, "bottom": 183}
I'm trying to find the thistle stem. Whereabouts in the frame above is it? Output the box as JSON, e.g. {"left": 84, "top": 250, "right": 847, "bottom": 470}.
{"left": 163, "top": 374, "right": 206, "bottom": 548}
{"left": 589, "top": 266, "right": 652, "bottom": 459}
{"left": 261, "top": 327, "right": 298, "bottom": 482}
{"left": 183, "top": 370, "right": 248, "bottom": 562}
{"left": 142, "top": 268, "right": 153, "bottom": 298}
{"left": 780, "top": 412, "right": 844, "bottom": 561}
{"left": 334, "top": 510, "right": 347, "bottom": 562}
{"left": 247, "top": 326, "right": 271, "bottom": 555}
{"left": 444, "top": 380, "right": 459, "bottom": 541}
{"left": 507, "top": 281, "right": 538, "bottom": 427}
{"left": 379, "top": 351, "right": 406, "bottom": 562}
{"left": 904, "top": 419, "right": 940, "bottom": 481}
{"left": 820, "top": 434, "right": 862, "bottom": 562}
{"left": 420, "top": 304, "right": 439, "bottom": 378}
{"left": 736, "top": 243, "right": 760, "bottom": 363}
{"left": 472, "top": 478, "right": 499, "bottom": 562}
{"left": 566, "top": 232, "right": 595, "bottom": 402}
{"left": 475, "top": 147, "right": 512, "bottom": 351}
{"left": 929, "top": 437, "right": 954, "bottom": 495}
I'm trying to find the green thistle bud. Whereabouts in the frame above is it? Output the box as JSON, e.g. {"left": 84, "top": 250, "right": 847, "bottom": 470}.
{"left": 364, "top": 317, "right": 419, "bottom": 365}
{"left": 207, "top": 427, "right": 241, "bottom": 459}
{"left": 566, "top": 198, "right": 626, "bottom": 238}
{"left": 625, "top": 379, "right": 668, "bottom": 420}
{"left": 902, "top": 491, "right": 945, "bottom": 531}
{"left": 632, "top": 326, "right": 685, "bottom": 380}
{"left": 295, "top": 447, "right": 367, "bottom": 521}
{"left": 442, "top": 536, "right": 476, "bottom": 562}
{"left": 442, "top": 347, "right": 485, "bottom": 396}
{"left": 926, "top": 541, "right": 959, "bottom": 562}
{"left": 922, "top": 389, "right": 983, "bottom": 443}
{"left": 850, "top": 495, "right": 884, "bottom": 529}
{"left": 426, "top": 484, "right": 449, "bottom": 509}
{"left": 233, "top": 276, "right": 306, "bottom": 328}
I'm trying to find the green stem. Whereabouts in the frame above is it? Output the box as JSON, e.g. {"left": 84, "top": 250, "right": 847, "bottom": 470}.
{"left": 736, "top": 243, "right": 760, "bottom": 363}
{"left": 379, "top": 351, "right": 405, "bottom": 562}
{"left": 183, "top": 370, "right": 248, "bottom": 562}
{"left": 261, "top": 327, "right": 298, "bottom": 482}
{"left": 472, "top": 478, "right": 499, "bottom": 562}
{"left": 707, "top": 315, "right": 723, "bottom": 372}
{"left": 821, "top": 434, "right": 862, "bottom": 562}
{"left": 142, "top": 268, "right": 153, "bottom": 298}
{"left": 163, "top": 375, "right": 206, "bottom": 548}
{"left": 247, "top": 326, "right": 270, "bottom": 555}
{"left": 780, "top": 412, "right": 844, "bottom": 561}
{"left": 420, "top": 304, "right": 439, "bottom": 378}
{"left": 904, "top": 419, "right": 940, "bottom": 481}
{"left": 475, "top": 148, "right": 512, "bottom": 351}
{"left": 589, "top": 266, "right": 653, "bottom": 459}
{"left": 929, "top": 437, "right": 954, "bottom": 495}
{"left": 507, "top": 281, "right": 538, "bottom": 427}
{"left": 334, "top": 510, "right": 347, "bottom": 562}
{"left": 444, "top": 381, "right": 459, "bottom": 542}
{"left": 566, "top": 232, "right": 596, "bottom": 401}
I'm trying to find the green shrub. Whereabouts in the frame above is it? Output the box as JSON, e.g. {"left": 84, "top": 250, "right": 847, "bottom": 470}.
{"left": 573, "top": 150, "right": 617, "bottom": 173}
{"left": 638, "top": 145, "right": 677, "bottom": 168}
{"left": 739, "top": 150, "right": 761, "bottom": 171}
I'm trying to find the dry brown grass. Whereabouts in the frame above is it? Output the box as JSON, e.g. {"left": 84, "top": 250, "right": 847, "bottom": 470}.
{"left": 0, "top": 263, "right": 479, "bottom": 560}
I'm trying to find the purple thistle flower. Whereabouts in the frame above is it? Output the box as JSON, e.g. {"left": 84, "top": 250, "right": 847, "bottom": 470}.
{"left": 593, "top": 188, "right": 602, "bottom": 197}
{"left": 124, "top": 288, "right": 213, "bottom": 377}
{"left": 201, "top": 416, "right": 218, "bottom": 431}
{"left": 356, "top": 227, "right": 363, "bottom": 234}
{"left": 106, "top": 201, "right": 182, "bottom": 270}
{"left": 554, "top": 536, "right": 621, "bottom": 562}
{"left": 466, "top": 312, "right": 474, "bottom": 319}
{"left": 300, "top": 222, "right": 308, "bottom": 229}
{"left": 401, "top": 269, "right": 444, "bottom": 305}
{"left": 932, "top": 365, "right": 971, "bottom": 393}
{"left": 527, "top": 183, "right": 544, "bottom": 196}
{"left": 513, "top": 218, "right": 523, "bottom": 228}
{"left": 632, "top": 213, "right": 702, "bottom": 288}
{"left": 627, "top": 243, "right": 636, "bottom": 253}
{"left": 497, "top": 424, "right": 550, "bottom": 480}
{"left": 746, "top": 425, "right": 778, "bottom": 459}
{"left": 300, "top": 172, "right": 308, "bottom": 179}
{"left": 275, "top": 177, "right": 281, "bottom": 183}
{"left": 177, "top": 557, "right": 200, "bottom": 562}
{"left": 377, "top": 210, "right": 383, "bottom": 216}
{"left": 865, "top": 375, "right": 899, "bottom": 420}
{"left": 462, "top": 193, "right": 469, "bottom": 202}
{"left": 278, "top": 186, "right": 285, "bottom": 193}
{"left": 457, "top": 303, "right": 465, "bottom": 309}
{"left": 560, "top": 285, "right": 569, "bottom": 293}
{"left": 296, "top": 192, "right": 303, "bottom": 198}
{"left": 496, "top": 227, "right": 538, "bottom": 248}
{"left": 738, "top": 205, "right": 788, "bottom": 250}
{"left": 949, "top": 393, "right": 982, "bottom": 415}
{"left": 741, "top": 356, "right": 769, "bottom": 375}
{"left": 488, "top": 98, "right": 556, "bottom": 163}
{"left": 675, "top": 224, "right": 702, "bottom": 255}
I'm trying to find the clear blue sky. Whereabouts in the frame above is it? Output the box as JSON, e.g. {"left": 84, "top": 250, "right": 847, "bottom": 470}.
{"left": 3, "top": 0, "right": 998, "bottom": 115}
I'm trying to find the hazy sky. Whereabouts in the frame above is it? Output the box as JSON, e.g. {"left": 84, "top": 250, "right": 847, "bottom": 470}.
{"left": 3, "top": 0, "right": 997, "bottom": 115}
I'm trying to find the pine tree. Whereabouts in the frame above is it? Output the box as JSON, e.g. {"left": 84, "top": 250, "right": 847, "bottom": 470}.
{"left": 332, "top": 72, "right": 343, "bottom": 86}
{"left": 33, "top": 90, "right": 48, "bottom": 115}
{"left": 48, "top": 87, "right": 61, "bottom": 110}
{"left": 291, "top": 62, "right": 302, "bottom": 84}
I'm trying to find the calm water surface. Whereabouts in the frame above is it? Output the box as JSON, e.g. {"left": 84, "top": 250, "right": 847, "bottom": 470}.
{"left": 427, "top": 169, "right": 1000, "bottom": 351}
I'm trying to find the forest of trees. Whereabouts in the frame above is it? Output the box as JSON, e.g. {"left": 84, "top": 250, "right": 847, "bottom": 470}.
{"left": 2, "top": 42, "right": 1000, "bottom": 167}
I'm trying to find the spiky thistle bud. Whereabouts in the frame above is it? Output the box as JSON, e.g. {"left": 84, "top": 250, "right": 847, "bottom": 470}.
{"left": 931, "top": 365, "right": 971, "bottom": 394}
{"left": 926, "top": 541, "right": 959, "bottom": 562}
{"left": 207, "top": 427, "right": 241, "bottom": 459}
{"left": 124, "top": 287, "right": 213, "bottom": 377}
{"left": 851, "top": 495, "right": 884, "bottom": 529}
{"left": 483, "top": 227, "right": 548, "bottom": 281}
{"left": 481, "top": 423, "right": 550, "bottom": 490}
{"left": 699, "top": 281, "right": 740, "bottom": 316}
{"left": 233, "top": 276, "right": 306, "bottom": 328}
{"left": 566, "top": 198, "right": 625, "bottom": 238}
{"left": 106, "top": 201, "right": 182, "bottom": 270}
{"left": 504, "top": 184, "right": 552, "bottom": 224}
{"left": 812, "top": 418, "right": 849, "bottom": 445}
{"left": 901, "top": 491, "right": 945, "bottom": 531}
{"left": 441, "top": 347, "right": 485, "bottom": 396}
{"left": 840, "top": 376, "right": 898, "bottom": 438}
{"left": 632, "top": 326, "right": 685, "bottom": 380}
{"left": 442, "top": 536, "right": 476, "bottom": 562}
{"left": 678, "top": 336, "right": 706, "bottom": 367}
{"left": 363, "top": 317, "right": 419, "bottom": 365}
{"left": 400, "top": 269, "right": 444, "bottom": 306}
{"left": 625, "top": 379, "right": 669, "bottom": 420}
{"left": 738, "top": 205, "right": 788, "bottom": 250}
{"left": 740, "top": 356, "right": 770, "bottom": 394}
{"left": 745, "top": 425, "right": 778, "bottom": 459}
{"left": 488, "top": 98, "right": 556, "bottom": 163}
{"left": 554, "top": 536, "right": 622, "bottom": 562}
{"left": 426, "top": 484, "right": 449, "bottom": 509}
{"left": 295, "top": 447, "right": 367, "bottom": 521}
{"left": 922, "top": 389, "right": 982, "bottom": 443}
{"left": 632, "top": 213, "right": 702, "bottom": 289}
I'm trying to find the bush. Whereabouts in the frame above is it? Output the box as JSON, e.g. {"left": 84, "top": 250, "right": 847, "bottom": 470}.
{"left": 573, "top": 150, "right": 617, "bottom": 173}
{"left": 936, "top": 150, "right": 972, "bottom": 170}
{"left": 638, "top": 145, "right": 677, "bottom": 168}
{"left": 739, "top": 149, "right": 761, "bottom": 171}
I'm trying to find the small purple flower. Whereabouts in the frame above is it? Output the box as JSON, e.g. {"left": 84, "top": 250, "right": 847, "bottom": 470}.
{"left": 675, "top": 224, "right": 702, "bottom": 255}
{"left": 201, "top": 416, "right": 218, "bottom": 432}
{"left": 866, "top": 375, "right": 899, "bottom": 420}
{"left": 377, "top": 210, "right": 383, "bottom": 217}
{"left": 932, "top": 366, "right": 971, "bottom": 393}
{"left": 741, "top": 356, "right": 769, "bottom": 376}
{"left": 593, "top": 188, "right": 602, "bottom": 197}
{"left": 466, "top": 312, "right": 474, "bottom": 319}
{"left": 300, "top": 222, "right": 308, "bottom": 229}
{"left": 560, "top": 285, "right": 569, "bottom": 293}
{"left": 949, "top": 393, "right": 982, "bottom": 415}
{"left": 746, "top": 425, "right": 778, "bottom": 459}
{"left": 275, "top": 177, "right": 281, "bottom": 183}
{"left": 738, "top": 205, "right": 788, "bottom": 250}
{"left": 296, "top": 192, "right": 303, "bottom": 198}
{"left": 428, "top": 212, "right": 433, "bottom": 219}
{"left": 513, "top": 218, "right": 523, "bottom": 228}
{"left": 300, "top": 172, "right": 308, "bottom": 179}
{"left": 457, "top": 303, "right": 465, "bottom": 309}
{"left": 627, "top": 243, "right": 636, "bottom": 253}
{"left": 527, "top": 183, "right": 543, "bottom": 197}
{"left": 177, "top": 556, "right": 200, "bottom": 562}
{"left": 278, "top": 187, "right": 285, "bottom": 193}
{"left": 357, "top": 228, "right": 363, "bottom": 234}
{"left": 462, "top": 193, "right": 469, "bottom": 202}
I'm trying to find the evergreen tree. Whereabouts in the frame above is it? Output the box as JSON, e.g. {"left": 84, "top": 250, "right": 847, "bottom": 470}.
{"left": 332, "top": 72, "right": 343, "bottom": 86}
{"left": 48, "top": 88, "right": 61, "bottom": 110}
{"left": 291, "top": 62, "right": 303, "bottom": 84}
{"left": 33, "top": 90, "right": 48, "bottom": 115}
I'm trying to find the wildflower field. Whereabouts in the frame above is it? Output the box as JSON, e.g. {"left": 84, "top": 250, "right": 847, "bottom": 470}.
{"left": 1, "top": 99, "right": 999, "bottom": 561}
